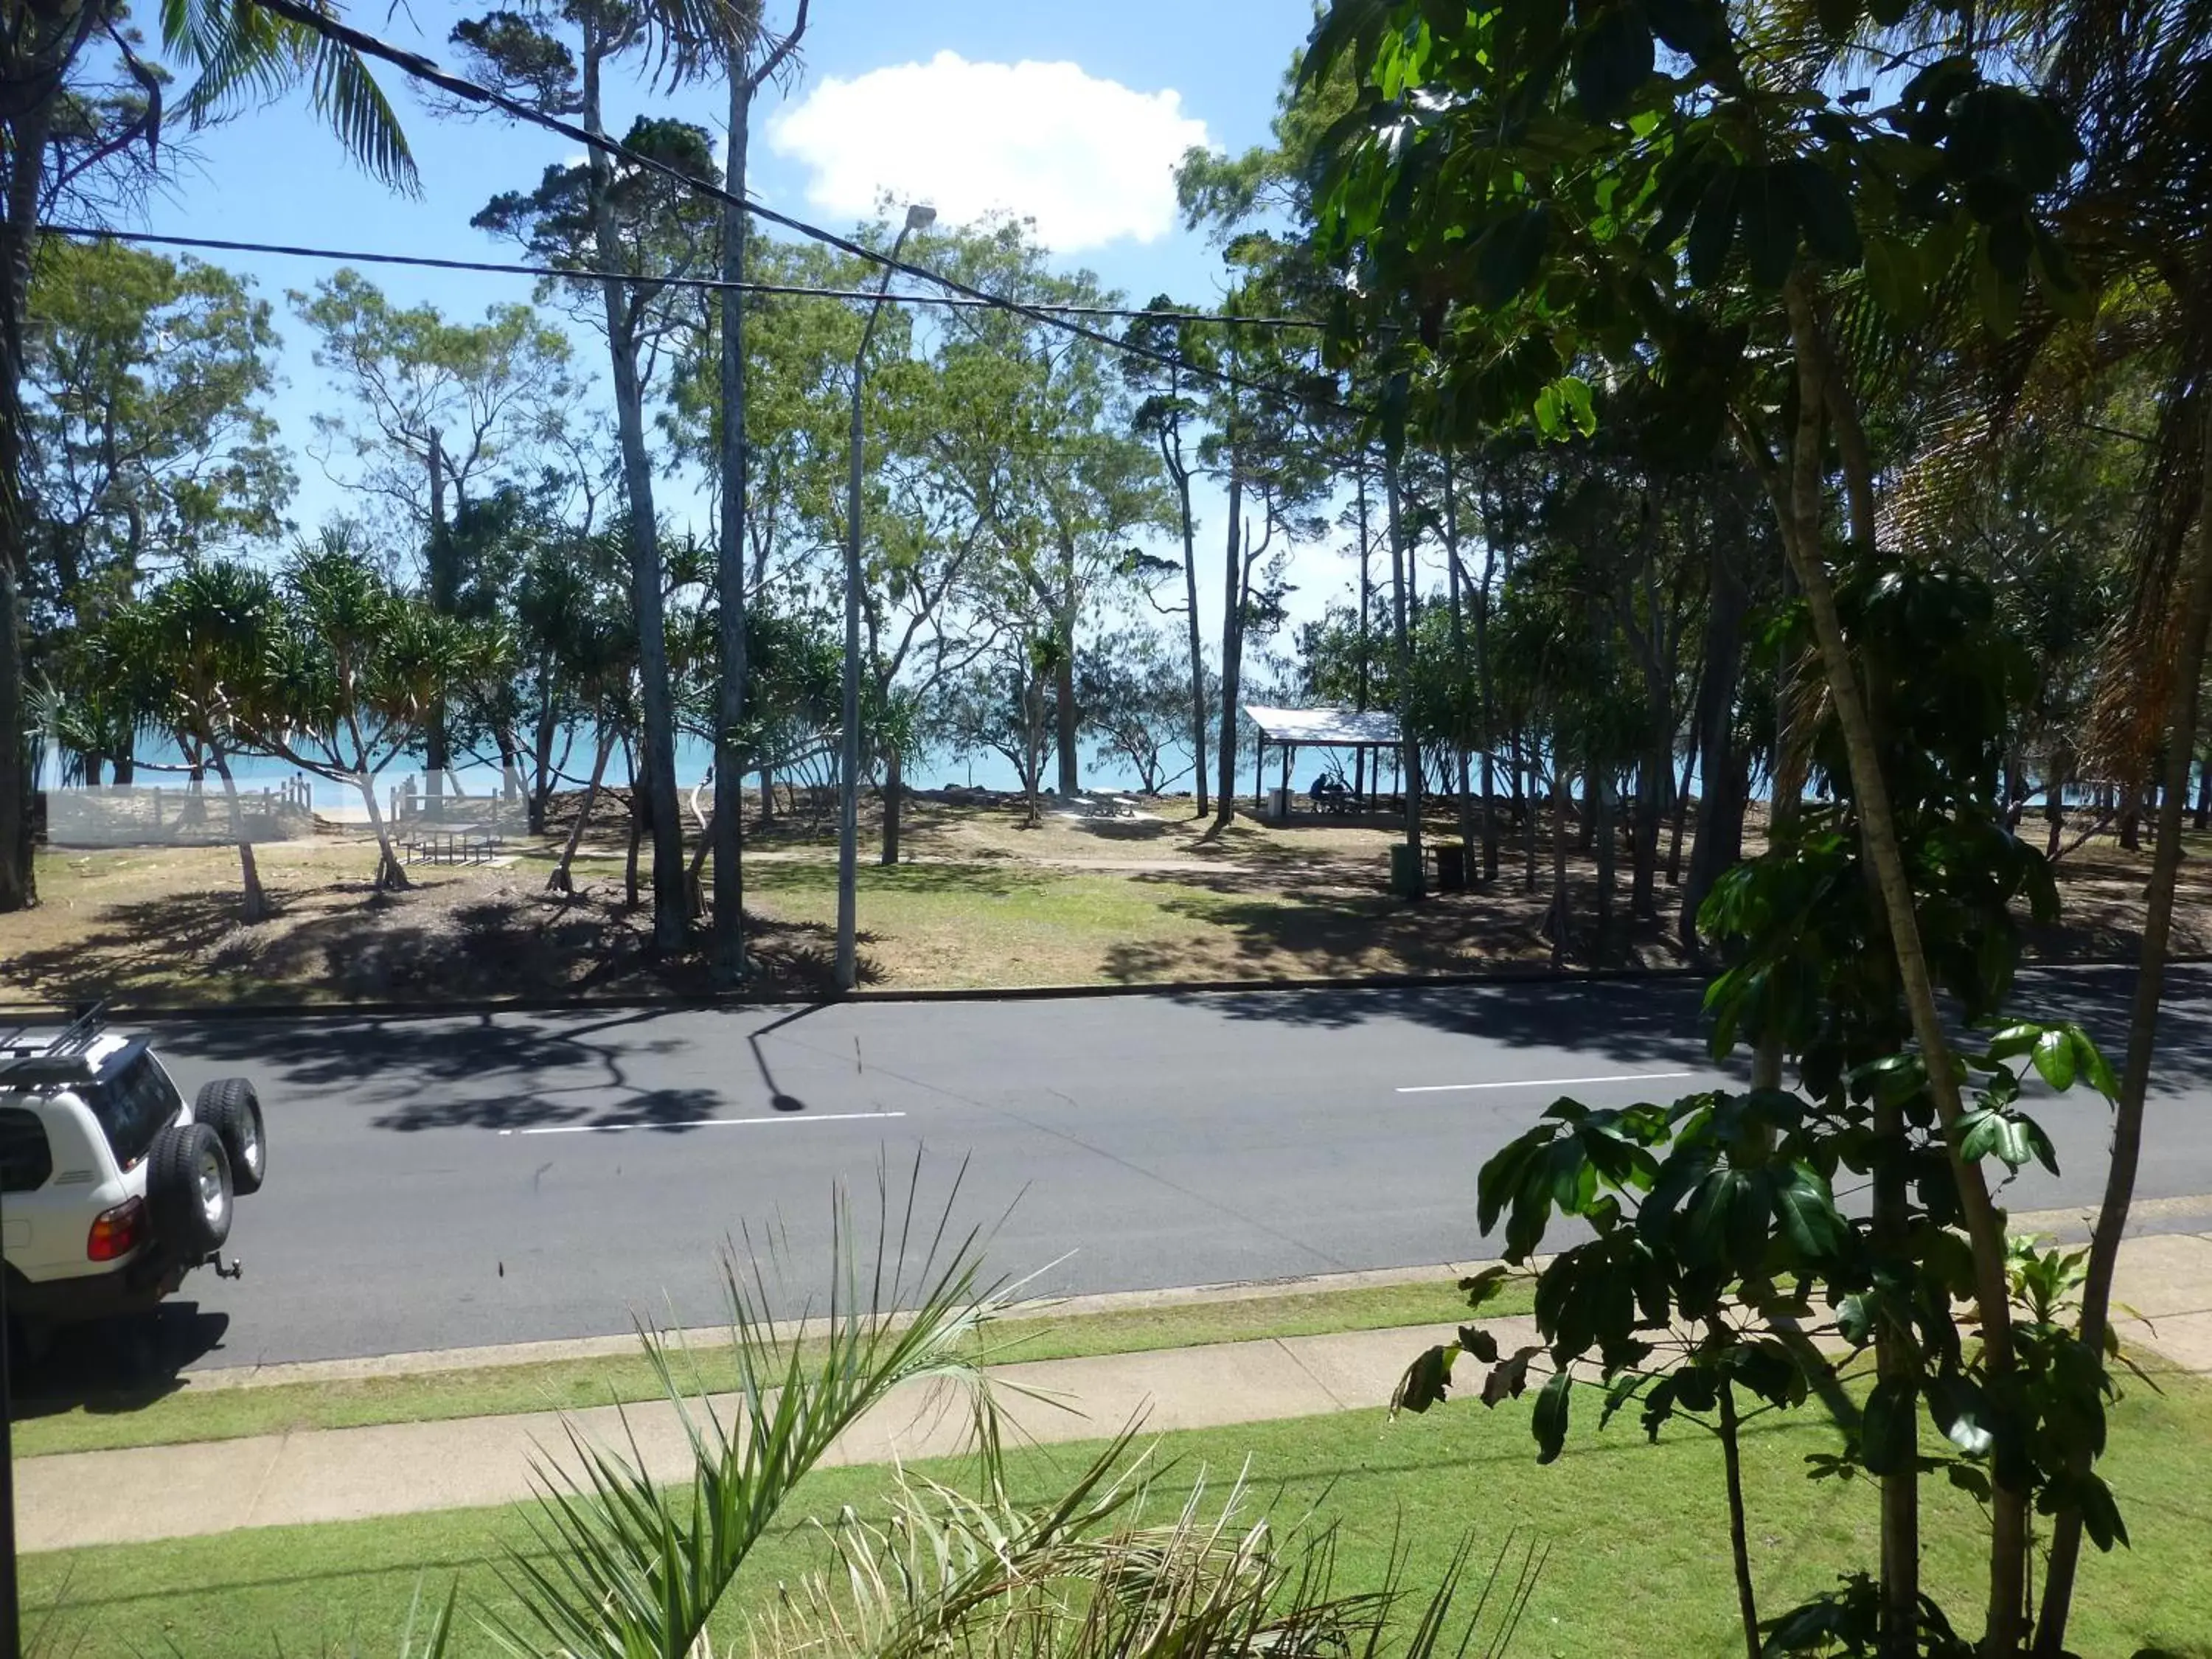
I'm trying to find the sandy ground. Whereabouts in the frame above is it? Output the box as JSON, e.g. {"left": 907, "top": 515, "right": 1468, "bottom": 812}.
{"left": 3, "top": 789, "right": 2206, "bottom": 1007}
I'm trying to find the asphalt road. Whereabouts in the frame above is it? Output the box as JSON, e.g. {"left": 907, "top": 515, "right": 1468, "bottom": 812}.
{"left": 129, "top": 966, "right": 2212, "bottom": 1369}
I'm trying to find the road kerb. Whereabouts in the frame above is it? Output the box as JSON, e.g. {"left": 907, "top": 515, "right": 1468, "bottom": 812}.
{"left": 176, "top": 1261, "right": 1495, "bottom": 1392}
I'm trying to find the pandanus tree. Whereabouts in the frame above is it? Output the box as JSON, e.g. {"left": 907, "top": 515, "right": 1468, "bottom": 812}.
{"left": 240, "top": 529, "right": 467, "bottom": 894}
{"left": 137, "top": 559, "right": 288, "bottom": 921}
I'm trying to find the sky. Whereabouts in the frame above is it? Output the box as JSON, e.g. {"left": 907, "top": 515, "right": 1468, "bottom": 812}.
{"left": 126, "top": 0, "right": 1371, "bottom": 731}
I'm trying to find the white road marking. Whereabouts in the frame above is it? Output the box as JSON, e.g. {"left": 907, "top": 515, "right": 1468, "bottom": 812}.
{"left": 1396, "top": 1071, "right": 1697, "bottom": 1095}
{"left": 499, "top": 1110, "right": 908, "bottom": 1137}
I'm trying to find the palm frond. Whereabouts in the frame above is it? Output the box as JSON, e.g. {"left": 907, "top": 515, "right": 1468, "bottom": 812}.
{"left": 159, "top": 0, "right": 417, "bottom": 191}
{"left": 493, "top": 1157, "right": 1018, "bottom": 1659}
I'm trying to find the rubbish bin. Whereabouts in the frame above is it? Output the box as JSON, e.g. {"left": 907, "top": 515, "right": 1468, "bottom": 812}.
{"left": 1389, "top": 842, "right": 1425, "bottom": 899}
{"left": 1269, "top": 785, "right": 1293, "bottom": 822}
{"left": 1436, "top": 841, "right": 1468, "bottom": 892}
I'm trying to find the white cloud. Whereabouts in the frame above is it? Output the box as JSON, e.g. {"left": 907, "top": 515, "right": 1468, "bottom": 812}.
{"left": 769, "top": 52, "right": 1210, "bottom": 252}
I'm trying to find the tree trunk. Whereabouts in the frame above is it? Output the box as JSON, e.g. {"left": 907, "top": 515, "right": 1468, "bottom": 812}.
{"left": 1596, "top": 762, "right": 1617, "bottom": 953}
{"left": 711, "top": 73, "right": 757, "bottom": 984}
{"left": 355, "top": 772, "right": 408, "bottom": 894}
{"left": 2118, "top": 776, "right": 2143, "bottom": 850}
{"left": 0, "top": 101, "right": 51, "bottom": 917}
{"left": 550, "top": 726, "right": 616, "bottom": 893}
{"left": 424, "top": 431, "right": 451, "bottom": 821}
{"left": 880, "top": 743, "right": 902, "bottom": 864}
{"left": 1667, "top": 662, "right": 1700, "bottom": 888}
{"left": 1178, "top": 467, "right": 1208, "bottom": 818}
{"left": 1547, "top": 764, "right": 1570, "bottom": 962}
{"left": 584, "top": 41, "right": 686, "bottom": 953}
{"left": 1519, "top": 736, "right": 1538, "bottom": 891}
{"left": 209, "top": 745, "right": 268, "bottom": 923}
{"left": 1682, "top": 542, "right": 1747, "bottom": 953}
{"left": 1054, "top": 637, "right": 1079, "bottom": 797}
{"left": 624, "top": 745, "right": 644, "bottom": 910}
{"left": 1445, "top": 463, "right": 1477, "bottom": 860}
{"left": 1779, "top": 279, "right": 2020, "bottom": 1655}
{"left": 1473, "top": 517, "right": 1500, "bottom": 881}
{"left": 1718, "top": 1379, "right": 1762, "bottom": 1659}
{"left": 1214, "top": 465, "right": 1244, "bottom": 826}
{"left": 2034, "top": 399, "right": 2212, "bottom": 1658}
{"left": 1385, "top": 450, "right": 1422, "bottom": 885}
{"left": 2194, "top": 752, "right": 2211, "bottom": 831}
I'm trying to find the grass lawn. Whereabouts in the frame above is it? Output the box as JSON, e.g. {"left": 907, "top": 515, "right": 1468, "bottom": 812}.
{"left": 25, "top": 1368, "right": 2212, "bottom": 1658}
{"left": 14, "top": 1278, "right": 1519, "bottom": 1458}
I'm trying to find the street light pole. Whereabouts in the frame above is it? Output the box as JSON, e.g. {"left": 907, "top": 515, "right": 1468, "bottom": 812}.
{"left": 838, "top": 203, "right": 934, "bottom": 993}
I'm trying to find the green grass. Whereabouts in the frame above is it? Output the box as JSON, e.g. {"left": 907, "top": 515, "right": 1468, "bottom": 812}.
{"left": 25, "top": 1368, "right": 2212, "bottom": 1658}
{"left": 14, "top": 1278, "right": 1514, "bottom": 1458}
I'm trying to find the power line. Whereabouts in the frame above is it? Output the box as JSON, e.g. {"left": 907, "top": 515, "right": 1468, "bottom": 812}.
{"left": 238, "top": 0, "right": 1360, "bottom": 416}
{"left": 38, "top": 223, "right": 1331, "bottom": 330}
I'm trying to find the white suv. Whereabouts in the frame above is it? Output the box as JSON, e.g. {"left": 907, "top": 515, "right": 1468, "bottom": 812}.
{"left": 1, "top": 1012, "right": 265, "bottom": 1340}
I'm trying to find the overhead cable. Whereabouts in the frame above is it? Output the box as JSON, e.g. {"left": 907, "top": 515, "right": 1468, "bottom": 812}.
{"left": 39, "top": 224, "right": 1331, "bottom": 330}
{"left": 236, "top": 0, "right": 1359, "bottom": 415}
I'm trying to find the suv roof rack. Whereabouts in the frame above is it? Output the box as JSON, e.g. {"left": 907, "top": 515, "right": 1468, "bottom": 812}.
{"left": 0, "top": 1001, "right": 111, "bottom": 1085}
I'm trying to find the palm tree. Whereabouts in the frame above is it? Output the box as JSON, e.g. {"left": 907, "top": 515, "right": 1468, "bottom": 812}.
{"left": 1, "top": 0, "right": 418, "bottom": 914}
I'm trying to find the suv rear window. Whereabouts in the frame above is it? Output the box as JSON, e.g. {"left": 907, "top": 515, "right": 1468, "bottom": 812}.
{"left": 91, "top": 1051, "right": 181, "bottom": 1169}
{"left": 0, "top": 1108, "right": 51, "bottom": 1192}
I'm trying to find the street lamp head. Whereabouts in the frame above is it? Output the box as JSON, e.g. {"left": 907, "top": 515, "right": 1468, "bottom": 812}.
{"left": 902, "top": 203, "right": 938, "bottom": 232}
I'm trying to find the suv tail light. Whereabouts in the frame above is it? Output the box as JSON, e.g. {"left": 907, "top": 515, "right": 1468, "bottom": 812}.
{"left": 88, "top": 1197, "right": 145, "bottom": 1262}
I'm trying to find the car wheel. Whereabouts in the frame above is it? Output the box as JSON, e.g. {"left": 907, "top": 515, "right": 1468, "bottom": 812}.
{"left": 147, "top": 1122, "right": 232, "bottom": 1260}
{"left": 195, "top": 1077, "right": 266, "bottom": 1196}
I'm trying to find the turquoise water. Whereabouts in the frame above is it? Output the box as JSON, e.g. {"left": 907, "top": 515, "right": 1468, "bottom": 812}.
{"left": 68, "top": 731, "right": 1164, "bottom": 813}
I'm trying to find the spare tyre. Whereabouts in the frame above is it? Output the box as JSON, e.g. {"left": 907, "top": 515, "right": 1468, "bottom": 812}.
{"left": 147, "top": 1121, "right": 232, "bottom": 1260}
{"left": 195, "top": 1077, "right": 266, "bottom": 1195}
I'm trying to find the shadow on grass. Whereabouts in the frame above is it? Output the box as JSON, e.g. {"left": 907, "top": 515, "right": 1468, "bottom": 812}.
{"left": 746, "top": 860, "right": 1055, "bottom": 898}
{"left": 10, "top": 1301, "right": 232, "bottom": 1422}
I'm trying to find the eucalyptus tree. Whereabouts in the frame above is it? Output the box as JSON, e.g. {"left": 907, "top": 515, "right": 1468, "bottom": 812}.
{"left": 0, "top": 0, "right": 414, "bottom": 911}
{"left": 24, "top": 236, "right": 289, "bottom": 626}
{"left": 21, "top": 233, "right": 288, "bottom": 791}
{"left": 1122, "top": 300, "right": 1217, "bottom": 816}
{"left": 925, "top": 223, "right": 1172, "bottom": 799}
{"left": 459, "top": 0, "right": 721, "bottom": 951}
{"left": 705, "top": 0, "right": 809, "bottom": 979}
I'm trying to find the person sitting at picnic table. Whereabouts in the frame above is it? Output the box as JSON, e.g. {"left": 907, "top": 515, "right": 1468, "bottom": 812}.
{"left": 1310, "top": 773, "right": 1350, "bottom": 813}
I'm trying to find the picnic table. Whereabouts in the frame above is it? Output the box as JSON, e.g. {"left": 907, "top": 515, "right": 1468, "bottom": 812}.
{"left": 400, "top": 829, "right": 504, "bottom": 866}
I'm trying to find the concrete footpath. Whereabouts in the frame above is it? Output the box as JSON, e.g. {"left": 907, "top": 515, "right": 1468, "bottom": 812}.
{"left": 18, "top": 1228, "right": 2212, "bottom": 1556}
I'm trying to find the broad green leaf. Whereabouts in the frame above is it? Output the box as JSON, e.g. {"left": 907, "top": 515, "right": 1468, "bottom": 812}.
{"left": 1532, "top": 1368, "right": 1573, "bottom": 1463}
{"left": 2067, "top": 1025, "right": 2119, "bottom": 1099}
{"left": 1958, "top": 1107, "right": 2003, "bottom": 1164}
{"left": 1642, "top": 0, "right": 1725, "bottom": 63}
{"left": 1926, "top": 1374, "right": 1995, "bottom": 1456}
{"left": 1472, "top": 205, "right": 1553, "bottom": 309}
{"left": 2032, "top": 1027, "right": 2078, "bottom": 1092}
{"left": 1461, "top": 1265, "right": 1510, "bottom": 1312}
{"left": 1572, "top": 4, "right": 1656, "bottom": 121}
{"left": 1772, "top": 1164, "right": 1848, "bottom": 1258}
{"left": 1985, "top": 1023, "right": 2046, "bottom": 1062}
{"left": 1685, "top": 164, "right": 1739, "bottom": 287}
{"left": 1460, "top": 1324, "right": 1501, "bottom": 1364}
{"left": 1740, "top": 163, "right": 1800, "bottom": 288}
{"left": 1814, "top": 0, "right": 1861, "bottom": 38}
{"left": 1395, "top": 1343, "right": 1458, "bottom": 1413}
{"left": 1791, "top": 157, "right": 1862, "bottom": 266}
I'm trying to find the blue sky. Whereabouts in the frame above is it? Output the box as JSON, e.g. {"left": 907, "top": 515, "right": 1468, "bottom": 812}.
{"left": 148, "top": 0, "right": 1358, "bottom": 647}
